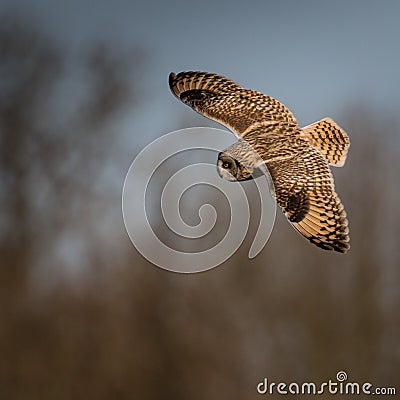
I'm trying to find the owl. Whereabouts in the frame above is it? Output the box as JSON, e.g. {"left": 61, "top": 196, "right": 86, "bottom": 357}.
{"left": 169, "top": 71, "right": 350, "bottom": 253}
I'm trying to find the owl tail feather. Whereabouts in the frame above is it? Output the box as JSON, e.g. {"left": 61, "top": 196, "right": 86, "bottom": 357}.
{"left": 301, "top": 118, "right": 350, "bottom": 167}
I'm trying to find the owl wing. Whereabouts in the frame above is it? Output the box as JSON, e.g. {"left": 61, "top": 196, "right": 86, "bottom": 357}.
{"left": 267, "top": 147, "right": 350, "bottom": 253}
{"left": 169, "top": 71, "right": 298, "bottom": 137}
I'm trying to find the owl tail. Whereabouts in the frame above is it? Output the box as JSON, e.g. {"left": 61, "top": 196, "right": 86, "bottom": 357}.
{"left": 301, "top": 118, "right": 350, "bottom": 167}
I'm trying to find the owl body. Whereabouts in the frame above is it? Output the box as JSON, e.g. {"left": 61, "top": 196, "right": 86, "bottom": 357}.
{"left": 169, "top": 71, "right": 350, "bottom": 253}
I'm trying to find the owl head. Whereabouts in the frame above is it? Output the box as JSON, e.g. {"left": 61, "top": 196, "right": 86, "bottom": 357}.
{"left": 217, "top": 152, "right": 259, "bottom": 181}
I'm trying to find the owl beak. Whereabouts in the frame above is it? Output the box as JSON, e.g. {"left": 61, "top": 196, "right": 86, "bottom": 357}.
{"left": 217, "top": 165, "right": 236, "bottom": 181}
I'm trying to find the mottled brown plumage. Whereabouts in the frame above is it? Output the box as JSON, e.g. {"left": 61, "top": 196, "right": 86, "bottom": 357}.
{"left": 301, "top": 118, "right": 350, "bottom": 167}
{"left": 169, "top": 71, "right": 350, "bottom": 253}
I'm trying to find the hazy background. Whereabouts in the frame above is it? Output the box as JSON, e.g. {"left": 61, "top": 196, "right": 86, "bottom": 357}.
{"left": 1, "top": 1, "right": 399, "bottom": 399}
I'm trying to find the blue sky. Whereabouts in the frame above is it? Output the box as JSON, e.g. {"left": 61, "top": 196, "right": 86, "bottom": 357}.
{"left": 3, "top": 0, "right": 400, "bottom": 144}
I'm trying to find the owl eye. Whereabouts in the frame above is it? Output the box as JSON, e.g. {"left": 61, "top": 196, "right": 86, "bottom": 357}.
{"left": 223, "top": 161, "right": 230, "bottom": 169}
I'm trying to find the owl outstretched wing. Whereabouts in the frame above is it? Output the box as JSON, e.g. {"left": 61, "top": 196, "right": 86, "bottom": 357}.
{"left": 169, "top": 71, "right": 298, "bottom": 137}
{"left": 267, "top": 147, "right": 350, "bottom": 253}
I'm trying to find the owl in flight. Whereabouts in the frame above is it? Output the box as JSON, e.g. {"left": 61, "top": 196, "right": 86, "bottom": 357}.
{"left": 169, "top": 71, "right": 350, "bottom": 253}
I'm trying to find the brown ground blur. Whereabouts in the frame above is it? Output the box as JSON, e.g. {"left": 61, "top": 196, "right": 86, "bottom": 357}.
{"left": 0, "top": 23, "right": 399, "bottom": 400}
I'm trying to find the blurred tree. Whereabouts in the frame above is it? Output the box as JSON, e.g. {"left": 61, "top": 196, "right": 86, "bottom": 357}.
{"left": 0, "top": 20, "right": 399, "bottom": 400}
{"left": 0, "top": 20, "right": 145, "bottom": 399}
